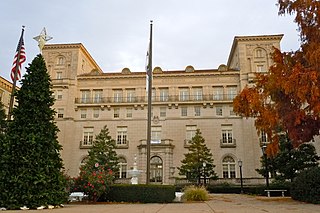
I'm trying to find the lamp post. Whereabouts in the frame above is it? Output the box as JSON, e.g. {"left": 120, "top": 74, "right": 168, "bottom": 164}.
{"left": 202, "top": 162, "right": 206, "bottom": 186}
{"left": 261, "top": 145, "right": 270, "bottom": 189}
{"left": 238, "top": 160, "right": 243, "bottom": 194}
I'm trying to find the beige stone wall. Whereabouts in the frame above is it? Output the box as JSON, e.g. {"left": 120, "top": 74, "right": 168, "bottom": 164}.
{"left": 42, "top": 34, "right": 320, "bottom": 185}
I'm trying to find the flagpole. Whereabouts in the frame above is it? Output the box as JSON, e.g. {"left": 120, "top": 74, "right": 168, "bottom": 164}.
{"left": 146, "top": 20, "right": 153, "bottom": 185}
{"left": 8, "top": 26, "right": 25, "bottom": 120}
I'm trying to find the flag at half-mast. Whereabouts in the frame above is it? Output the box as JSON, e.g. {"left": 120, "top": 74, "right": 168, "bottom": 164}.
{"left": 11, "top": 29, "right": 26, "bottom": 82}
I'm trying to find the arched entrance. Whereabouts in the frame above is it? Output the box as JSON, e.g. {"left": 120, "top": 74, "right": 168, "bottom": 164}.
{"left": 150, "top": 156, "right": 163, "bottom": 183}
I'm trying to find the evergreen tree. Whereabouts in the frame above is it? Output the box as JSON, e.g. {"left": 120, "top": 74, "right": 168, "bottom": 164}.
{"left": 256, "top": 134, "right": 319, "bottom": 182}
{"left": 0, "top": 55, "right": 67, "bottom": 209}
{"left": 81, "top": 125, "right": 119, "bottom": 179}
{"left": 273, "top": 135, "right": 319, "bottom": 182}
{"left": 178, "top": 129, "right": 217, "bottom": 185}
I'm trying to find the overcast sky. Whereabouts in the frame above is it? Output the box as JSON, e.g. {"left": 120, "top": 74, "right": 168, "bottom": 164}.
{"left": 0, "top": 0, "right": 300, "bottom": 83}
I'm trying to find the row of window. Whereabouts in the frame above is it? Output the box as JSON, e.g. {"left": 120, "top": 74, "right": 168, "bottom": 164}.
{"left": 81, "top": 125, "right": 235, "bottom": 147}
{"left": 82, "top": 155, "right": 240, "bottom": 180}
{"left": 56, "top": 105, "right": 236, "bottom": 119}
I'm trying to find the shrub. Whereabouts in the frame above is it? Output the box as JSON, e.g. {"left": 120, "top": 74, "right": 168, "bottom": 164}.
{"left": 291, "top": 167, "right": 320, "bottom": 204}
{"left": 105, "top": 184, "right": 175, "bottom": 203}
{"left": 72, "top": 164, "right": 114, "bottom": 201}
{"left": 182, "top": 185, "right": 209, "bottom": 201}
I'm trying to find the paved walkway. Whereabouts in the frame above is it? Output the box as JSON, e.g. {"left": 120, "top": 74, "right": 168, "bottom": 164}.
{"left": 5, "top": 194, "right": 319, "bottom": 212}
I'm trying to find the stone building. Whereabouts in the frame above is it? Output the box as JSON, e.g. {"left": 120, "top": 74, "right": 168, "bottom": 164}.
{"left": 41, "top": 34, "right": 319, "bottom": 185}
{"left": 0, "top": 76, "right": 17, "bottom": 114}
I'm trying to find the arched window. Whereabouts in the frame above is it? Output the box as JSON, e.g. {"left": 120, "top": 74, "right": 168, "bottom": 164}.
{"left": 117, "top": 157, "right": 127, "bottom": 178}
{"left": 255, "top": 49, "right": 264, "bottom": 58}
{"left": 222, "top": 156, "right": 236, "bottom": 178}
{"left": 57, "top": 56, "right": 65, "bottom": 65}
{"left": 150, "top": 156, "right": 163, "bottom": 183}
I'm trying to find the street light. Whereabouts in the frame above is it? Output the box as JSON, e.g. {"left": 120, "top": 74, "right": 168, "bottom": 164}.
{"left": 238, "top": 160, "right": 243, "bottom": 194}
{"left": 261, "top": 145, "right": 270, "bottom": 189}
{"left": 203, "top": 162, "right": 206, "bottom": 186}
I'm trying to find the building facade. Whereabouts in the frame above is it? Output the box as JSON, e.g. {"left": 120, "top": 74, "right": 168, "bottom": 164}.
{"left": 41, "top": 34, "right": 319, "bottom": 185}
{"left": 0, "top": 76, "right": 16, "bottom": 114}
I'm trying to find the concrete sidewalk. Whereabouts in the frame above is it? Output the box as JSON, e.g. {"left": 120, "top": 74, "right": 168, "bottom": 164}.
{"left": 5, "top": 194, "right": 319, "bottom": 212}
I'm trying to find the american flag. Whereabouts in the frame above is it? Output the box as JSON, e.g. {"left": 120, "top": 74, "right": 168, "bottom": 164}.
{"left": 11, "top": 31, "right": 26, "bottom": 82}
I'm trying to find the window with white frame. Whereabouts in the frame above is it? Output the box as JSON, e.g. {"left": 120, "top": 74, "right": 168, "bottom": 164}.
{"left": 193, "top": 88, "right": 203, "bottom": 101}
{"left": 159, "top": 88, "right": 169, "bottom": 101}
{"left": 93, "top": 108, "right": 100, "bottom": 118}
{"left": 213, "top": 87, "right": 224, "bottom": 100}
{"left": 222, "top": 156, "right": 236, "bottom": 178}
{"left": 117, "top": 127, "right": 127, "bottom": 145}
{"left": 160, "top": 107, "right": 166, "bottom": 117}
{"left": 56, "top": 72, "right": 62, "bottom": 79}
{"left": 81, "top": 90, "right": 91, "bottom": 103}
{"left": 256, "top": 64, "right": 265, "bottom": 73}
{"left": 181, "top": 106, "right": 188, "bottom": 117}
{"left": 216, "top": 106, "right": 223, "bottom": 116}
{"left": 126, "top": 89, "right": 135, "bottom": 103}
{"left": 93, "top": 90, "right": 103, "bottom": 103}
{"left": 80, "top": 109, "right": 87, "bottom": 119}
{"left": 126, "top": 108, "right": 132, "bottom": 118}
{"left": 221, "top": 125, "right": 233, "bottom": 144}
{"left": 179, "top": 88, "right": 189, "bottom": 101}
{"left": 151, "top": 126, "right": 162, "bottom": 144}
{"left": 226, "top": 86, "right": 237, "bottom": 100}
{"left": 113, "top": 90, "right": 123, "bottom": 103}
{"left": 57, "top": 108, "right": 64, "bottom": 118}
{"left": 229, "top": 105, "right": 236, "bottom": 116}
{"left": 117, "top": 157, "right": 127, "bottom": 178}
{"left": 194, "top": 106, "right": 201, "bottom": 116}
{"left": 260, "top": 131, "right": 268, "bottom": 144}
{"left": 186, "top": 125, "right": 197, "bottom": 144}
{"left": 114, "top": 108, "right": 120, "bottom": 118}
{"left": 57, "top": 90, "right": 62, "bottom": 100}
{"left": 82, "top": 127, "right": 94, "bottom": 146}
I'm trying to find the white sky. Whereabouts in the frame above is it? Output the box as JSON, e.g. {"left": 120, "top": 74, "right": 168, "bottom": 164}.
{"left": 0, "top": 0, "right": 300, "bottom": 83}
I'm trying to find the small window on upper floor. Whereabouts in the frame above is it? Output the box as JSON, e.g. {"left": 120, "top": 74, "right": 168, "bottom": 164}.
{"left": 215, "top": 106, "right": 223, "bottom": 116}
{"left": 56, "top": 72, "right": 62, "bottom": 79}
{"left": 57, "top": 56, "right": 65, "bottom": 65}
{"left": 57, "top": 108, "right": 64, "bottom": 118}
{"left": 255, "top": 49, "right": 264, "bottom": 58}
{"left": 181, "top": 106, "right": 188, "bottom": 117}
{"left": 57, "top": 90, "right": 62, "bottom": 100}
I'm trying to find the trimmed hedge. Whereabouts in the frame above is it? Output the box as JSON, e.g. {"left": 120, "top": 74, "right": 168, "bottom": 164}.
{"left": 291, "top": 167, "right": 320, "bottom": 204}
{"left": 176, "top": 184, "right": 291, "bottom": 196}
{"left": 102, "top": 184, "right": 176, "bottom": 203}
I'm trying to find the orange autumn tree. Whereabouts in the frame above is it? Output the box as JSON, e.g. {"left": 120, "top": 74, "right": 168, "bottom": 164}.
{"left": 233, "top": 0, "right": 320, "bottom": 155}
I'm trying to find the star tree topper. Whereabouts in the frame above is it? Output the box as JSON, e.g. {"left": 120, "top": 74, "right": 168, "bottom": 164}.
{"left": 33, "top": 27, "right": 53, "bottom": 53}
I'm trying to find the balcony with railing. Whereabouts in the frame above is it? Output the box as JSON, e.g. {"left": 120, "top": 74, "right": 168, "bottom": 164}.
{"left": 75, "top": 94, "right": 235, "bottom": 105}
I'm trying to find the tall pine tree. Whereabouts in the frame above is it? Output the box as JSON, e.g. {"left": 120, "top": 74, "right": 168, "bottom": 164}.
{"left": 81, "top": 125, "right": 119, "bottom": 177}
{"left": 179, "top": 129, "right": 217, "bottom": 185}
{"left": 0, "top": 54, "right": 67, "bottom": 209}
